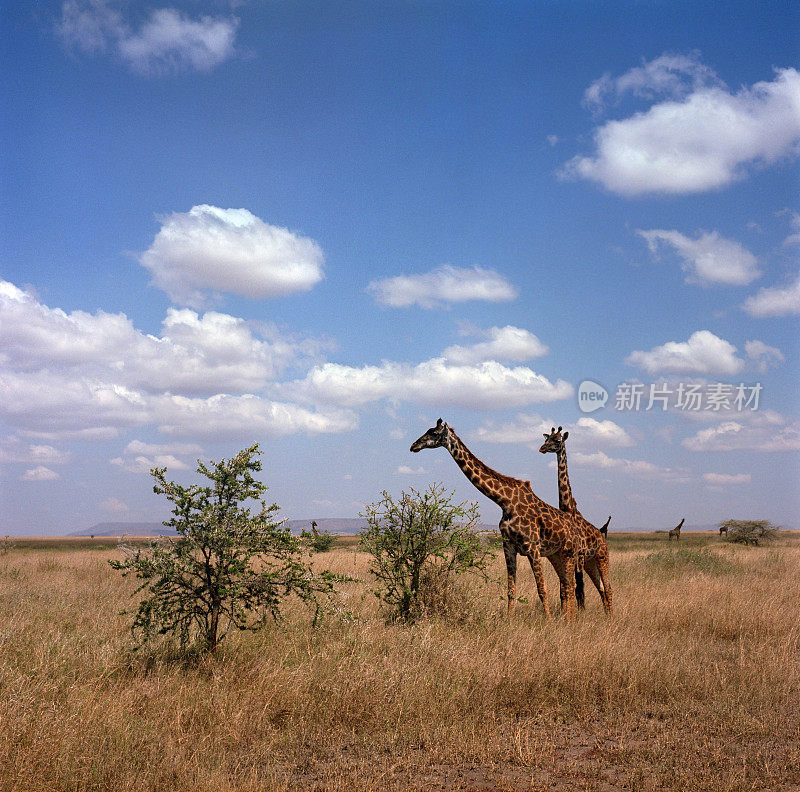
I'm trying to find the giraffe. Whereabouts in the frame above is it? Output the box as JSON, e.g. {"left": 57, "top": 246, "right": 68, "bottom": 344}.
{"left": 410, "top": 419, "right": 586, "bottom": 620}
{"left": 719, "top": 524, "right": 728, "bottom": 537}
{"left": 668, "top": 518, "right": 685, "bottom": 541}
{"left": 538, "top": 427, "right": 613, "bottom": 614}
{"left": 600, "top": 515, "right": 611, "bottom": 538}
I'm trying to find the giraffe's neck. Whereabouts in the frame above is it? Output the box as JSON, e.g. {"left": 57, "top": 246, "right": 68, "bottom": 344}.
{"left": 555, "top": 448, "right": 578, "bottom": 514}
{"left": 445, "top": 430, "right": 519, "bottom": 510}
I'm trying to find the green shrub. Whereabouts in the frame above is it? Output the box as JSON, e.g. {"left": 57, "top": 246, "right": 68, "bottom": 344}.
{"left": 110, "top": 444, "right": 342, "bottom": 654}
{"left": 359, "top": 483, "right": 491, "bottom": 621}
{"left": 301, "top": 522, "right": 336, "bottom": 552}
{"left": 719, "top": 519, "right": 780, "bottom": 546}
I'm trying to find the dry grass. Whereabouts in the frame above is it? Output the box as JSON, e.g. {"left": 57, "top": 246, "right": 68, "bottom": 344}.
{"left": 1, "top": 532, "right": 799, "bottom": 791}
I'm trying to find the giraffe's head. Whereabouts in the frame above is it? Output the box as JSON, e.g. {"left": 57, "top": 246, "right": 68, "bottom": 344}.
{"left": 410, "top": 418, "right": 450, "bottom": 452}
{"left": 539, "top": 426, "right": 568, "bottom": 455}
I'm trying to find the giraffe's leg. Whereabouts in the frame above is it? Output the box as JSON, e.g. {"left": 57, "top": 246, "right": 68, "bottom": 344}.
{"left": 525, "top": 547, "right": 551, "bottom": 619}
{"left": 575, "top": 567, "right": 586, "bottom": 610}
{"left": 597, "top": 552, "right": 613, "bottom": 616}
{"left": 549, "top": 553, "right": 576, "bottom": 622}
{"left": 502, "top": 540, "right": 517, "bottom": 617}
{"left": 583, "top": 557, "right": 610, "bottom": 614}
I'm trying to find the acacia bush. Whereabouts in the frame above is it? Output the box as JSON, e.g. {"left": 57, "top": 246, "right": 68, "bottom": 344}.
{"left": 359, "top": 483, "right": 492, "bottom": 621}
{"left": 110, "top": 444, "right": 341, "bottom": 654}
{"left": 719, "top": 519, "right": 780, "bottom": 546}
{"left": 302, "top": 522, "right": 335, "bottom": 552}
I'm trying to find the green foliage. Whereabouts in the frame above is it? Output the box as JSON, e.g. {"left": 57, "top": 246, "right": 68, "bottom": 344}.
{"left": 301, "top": 523, "right": 335, "bottom": 552}
{"left": 110, "top": 445, "right": 341, "bottom": 654}
{"left": 359, "top": 483, "right": 491, "bottom": 621}
{"left": 719, "top": 519, "right": 780, "bottom": 545}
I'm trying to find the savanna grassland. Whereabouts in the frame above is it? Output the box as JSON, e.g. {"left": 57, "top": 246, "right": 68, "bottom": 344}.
{"left": 1, "top": 532, "right": 798, "bottom": 792}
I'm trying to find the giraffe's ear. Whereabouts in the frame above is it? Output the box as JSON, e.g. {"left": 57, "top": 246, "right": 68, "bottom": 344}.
{"left": 562, "top": 431, "right": 569, "bottom": 441}
{"left": 543, "top": 433, "right": 549, "bottom": 439}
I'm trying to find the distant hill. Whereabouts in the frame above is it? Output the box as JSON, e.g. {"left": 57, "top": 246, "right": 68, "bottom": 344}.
{"left": 73, "top": 518, "right": 500, "bottom": 537}
{"left": 72, "top": 522, "right": 174, "bottom": 537}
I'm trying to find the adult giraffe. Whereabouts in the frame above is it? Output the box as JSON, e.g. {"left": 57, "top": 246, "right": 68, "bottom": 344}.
{"left": 410, "top": 419, "right": 586, "bottom": 620}
{"left": 539, "top": 426, "right": 612, "bottom": 614}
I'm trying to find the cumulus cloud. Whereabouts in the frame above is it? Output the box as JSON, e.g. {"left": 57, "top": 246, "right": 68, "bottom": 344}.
{"left": 637, "top": 229, "right": 761, "bottom": 286}
{"left": 21, "top": 466, "right": 60, "bottom": 482}
{"left": 744, "top": 340, "right": 785, "bottom": 373}
{"left": 442, "top": 326, "right": 548, "bottom": 364}
{"left": 0, "top": 280, "right": 318, "bottom": 394}
{"left": 570, "top": 451, "right": 683, "bottom": 480}
{"left": 0, "top": 279, "right": 355, "bottom": 442}
{"left": 140, "top": 205, "right": 324, "bottom": 306}
{"left": 702, "top": 472, "right": 751, "bottom": 485}
{"left": 475, "top": 414, "right": 633, "bottom": 449}
{"left": 563, "top": 64, "right": 800, "bottom": 195}
{"left": 58, "top": 2, "right": 238, "bottom": 75}
{"left": 626, "top": 331, "right": 745, "bottom": 375}
{"left": 280, "top": 359, "right": 571, "bottom": 410}
{"left": 583, "top": 52, "right": 722, "bottom": 114}
{"left": 743, "top": 271, "right": 800, "bottom": 317}
{"left": 367, "top": 265, "right": 517, "bottom": 309}
{"left": 100, "top": 497, "right": 129, "bottom": 513}
{"left": 396, "top": 465, "right": 426, "bottom": 475}
{"left": 682, "top": 410, "right": 800, "bottom": 452}
{"left": 0, "top": 436, "right": 69, "bottom": 466}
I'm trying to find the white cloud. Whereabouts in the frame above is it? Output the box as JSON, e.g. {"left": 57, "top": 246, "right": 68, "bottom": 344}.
{"left": 564, "top": 65, "right": 800, "bottom": 195}
{"left": 743, "top": 271, "right": 800, "bottom": 317}
{"left": 0, "top": 279, "right": 356, "bottom": 443}
{"left": 281, "top": 359, "right": 572, "bottom": 410}
{"left": 626, "top": 331, "right": 744, "bottom": 375}
{"left": 0, "top": 279, "right": 319, "bottom": 395}
{"left": 570, "top": 450, "right": 682, "bottom": 480}
{"left": 583, "top": 53, "right": 722, "bottom": 114}
{"left": 367, "top": 265, "right": 517, "bottom": 309}
{"left": 638, "top": 229, "right": 761, "bottom": 286}
{"left": 442, "top": 326, "right": 548, "bottom": 364}
{"left": 475, "top": 414, "right": 633, "bottom": 449}
{"left": 21, "top": 466, "right": 60, "bottom": 482}
{"left": 682, "top": 410, "right": 800, "bottom": 452}
{"left": 702, "top": 472, "right": 751, "bottom": 485}
{"left": 744, "top": 340, "right": 785, "bottom": 373}
{"left": 140, "top": 205, "right": 324, "bottom": 306}
{"left": 396, "top": 465, "right": 426, "bottom": 475}
{"left": 58, "top": 2, "right": 238, "bottom": 75}
{"left": 0, "top": 437, "right": 69, "bottom": 466}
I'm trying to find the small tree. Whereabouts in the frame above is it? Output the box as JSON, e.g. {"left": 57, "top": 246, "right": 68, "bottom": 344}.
{"left": 110, "top": 445, "right": 340, "bottom": 654}
{"left": 719, "top": 519, "right": 780, "bottom": 546}
{"left": 359, "top": 483, "right": 491, "bottom": 621}
{"left": 301, "top": 521, "right": 335, "bottom": 552}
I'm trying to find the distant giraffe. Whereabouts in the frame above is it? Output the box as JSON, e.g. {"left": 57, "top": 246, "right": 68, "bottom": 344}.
{"left": 600, "top": 515, "right": 611, "bottom": 539}
{"left": 411, "top": 419, "right": 588, "bottom": 620}
{"left": 538, "top": 427, "right": 613, "bottom": 614}
{"left": 719, "top": 524, "right": 728, "bottom": 537}
{"left": 668, "top": 518, "right": 685, "bottom": 541}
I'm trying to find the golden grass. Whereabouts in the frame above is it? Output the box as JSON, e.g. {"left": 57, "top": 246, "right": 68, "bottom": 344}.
{"left": 1, "top": 533, "right": 799, "bottom": 791}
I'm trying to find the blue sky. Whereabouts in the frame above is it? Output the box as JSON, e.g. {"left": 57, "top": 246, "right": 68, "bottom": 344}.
{"left": 1, "top": 0, "right": 798, "bottom": 535}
